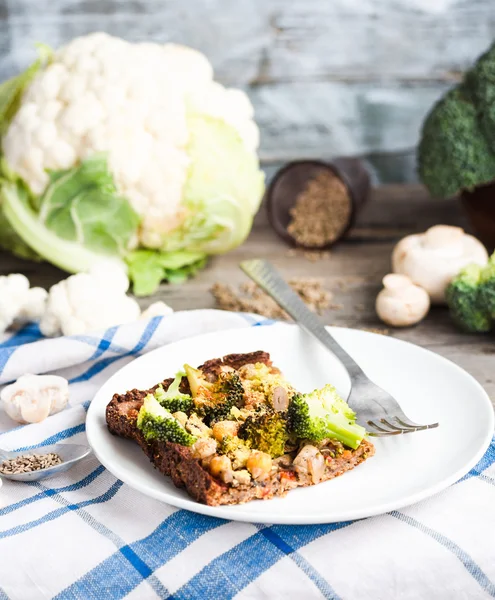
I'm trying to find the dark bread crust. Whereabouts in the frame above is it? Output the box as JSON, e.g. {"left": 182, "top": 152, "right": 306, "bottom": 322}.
{"left": 106, "top": 351, "right": 375, "bottom": 506}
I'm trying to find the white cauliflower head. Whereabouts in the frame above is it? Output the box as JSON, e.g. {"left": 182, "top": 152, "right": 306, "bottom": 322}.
{"left": 2, "top": 33, "right": 263, "bottom": 251}
{"left": 39, "top": 262, "right": 140, "bottom": 336}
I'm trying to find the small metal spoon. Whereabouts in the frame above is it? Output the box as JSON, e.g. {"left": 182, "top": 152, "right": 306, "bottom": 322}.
{"left": 0, "top": 443, "right": 92, "bottom": 482}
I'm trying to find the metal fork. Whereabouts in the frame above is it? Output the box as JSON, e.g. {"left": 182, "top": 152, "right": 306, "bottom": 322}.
{"left": 240, "top": 259, "right": 439, "bottom": 437}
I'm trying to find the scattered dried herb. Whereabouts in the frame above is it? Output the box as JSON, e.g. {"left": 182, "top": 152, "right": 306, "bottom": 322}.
{"left": 287, "top": 170, "right": 352, "bottom": 248}
{"left": 211, "top": 278, "right": 333, "bottom": 320}
{"left": 0, "top": 453, "right": 62, "bottom": 475}
{"left": 286, "top": 248, "right": 332, "bottom": 262}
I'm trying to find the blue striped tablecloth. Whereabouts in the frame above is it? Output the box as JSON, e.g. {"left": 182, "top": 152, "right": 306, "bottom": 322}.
{"left": 0, "top": 309, "right": 494, "bottom": 600}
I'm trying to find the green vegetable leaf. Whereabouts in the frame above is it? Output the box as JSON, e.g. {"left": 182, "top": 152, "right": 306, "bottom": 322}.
{"left": 126, "top": 249, "right": 207, "bottom": 296}
{"left": 0, "top": 205, "right": 41, "bottom": 261}
{"left": 0, "top": 156, "right": 139, "bottom": 274}
{"left": 0, "top": 43, "right": 52, "bottom": 136}
{"left": 37, "top": 155, "right": 140, "bottom": 255}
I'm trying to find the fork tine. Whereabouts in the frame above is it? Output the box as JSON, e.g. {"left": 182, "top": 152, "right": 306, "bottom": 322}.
{"left": 381, "top": 418, "right": 415, "bottom": 432}
{"left": 367, "top": 420, "right": 403, "bottom": 435}
{"left": 368, "top": 430, "right": 404, "bottom": 437}
{"left": 395, "top": 417, "right": 439, "bottom": 430}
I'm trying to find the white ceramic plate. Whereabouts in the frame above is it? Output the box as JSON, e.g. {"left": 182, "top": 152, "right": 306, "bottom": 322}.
{"left": 86, "top": 323, "right": 494, "bottom": 524}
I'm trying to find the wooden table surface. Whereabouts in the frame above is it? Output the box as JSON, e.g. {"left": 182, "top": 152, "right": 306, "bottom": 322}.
{"left": 1, "top": 184, "right": 494, "bottom": 407}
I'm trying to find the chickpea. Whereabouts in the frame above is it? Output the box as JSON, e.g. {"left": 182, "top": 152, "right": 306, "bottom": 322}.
{"left": 209, "top": 455, "right": 233, "bottom": 483}
{"left": 212, "top": 420, "right": 239, "bottom": 441}
{"left": 246, "top": 451, "right": 272, "bottom": 481}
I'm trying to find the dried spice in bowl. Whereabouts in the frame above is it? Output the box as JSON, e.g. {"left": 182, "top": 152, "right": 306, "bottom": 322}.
{"left": 266, "top": 158, "right": 371, "bottom": 249}
{"left": 287, "top": 170, "right": 352, "bottom": 248}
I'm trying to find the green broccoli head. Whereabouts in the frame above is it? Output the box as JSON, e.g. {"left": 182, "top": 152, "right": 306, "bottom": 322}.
{"left": 479, "top": 254, "right": 495, "bottom": 317}
{"left": 154, "top": 371, "right": 193, "bottom": 414}
{"left": 287, "top": 384, "right": 366, "bottom": 449}
{"left": 238, "top": 409, "right": 289, "bottom": 458}
{"left": 137, "top": 394, "right": 197, "bottom": 446}
{"left": 184, "top": 364, "right": 244, "bottom": 424}
{"left": 446, "top": 263, "right": 492, "bottom": 333}
{"left": 465, "top": 41, "right": 495, "bottom": 146}
{"left": 417, "top": 86, "right": 495, "bottom": 198}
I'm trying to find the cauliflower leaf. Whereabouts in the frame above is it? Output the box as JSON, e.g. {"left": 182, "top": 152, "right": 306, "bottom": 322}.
{"left": 1, "top": 155, "right": 139, "bottom": 272}
{"left": 126, "top": 249, "right": 207, "bottom": 296}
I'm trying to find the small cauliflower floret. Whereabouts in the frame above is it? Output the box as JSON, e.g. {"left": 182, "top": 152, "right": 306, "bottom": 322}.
{"left": 212, "top": 420, "right": 239, "bottom": 441}
{"left": 232, "top": 469, "right": 251, "bottom": 487}
{"left": 140, "top": 301, "right": 174, "bottom": 320}
{"left": 1, "top": 374, "right": 69, "bottom": 424}
{"left": 0, "top": 274, "right": 47, "bottom": 334}
{"left": 137, "top": 394, "right": 196, "bottom": 446}
{"left": 39, "top": 263, "right": 140, "bottom": 336}
{"left": 293, "top": 445, "right": 326, "bottom": 484}
{"left": 192, "top": 437, "right": 217, "bottom": 460}
{"left": 209, "top": 455, "right": 233, "bottom": 484}
{"left": 246, "top": 450, "right": 272, "bottom": 481}
{"left": 185, "top": 412, "right": 212, "bottom": 438}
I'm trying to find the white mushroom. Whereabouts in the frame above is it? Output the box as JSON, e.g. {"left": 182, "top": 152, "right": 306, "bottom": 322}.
{"left": 392, "top": 225, "right": 488, "bottom": 304}
{"left": 1, "top": 374, "right": 69, "bottom": 424}
{"left": 376, "top": 274, "right": 430, "bottom": 327}
{"left": 293, "top": 445, "right": 326, "bottom": 484}
{"left": 192, "top": 437, "right": 217, "bottom": 460}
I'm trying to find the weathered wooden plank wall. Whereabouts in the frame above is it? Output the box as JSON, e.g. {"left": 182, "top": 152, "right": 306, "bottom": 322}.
{"left": 0, "top": 0, "right": 494, "bottom": 182}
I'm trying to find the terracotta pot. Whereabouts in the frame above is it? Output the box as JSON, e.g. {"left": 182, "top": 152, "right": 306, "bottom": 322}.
{"left": 462, "top": 182, "right": 495, "bottom": 252}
